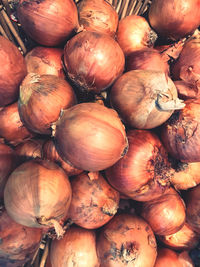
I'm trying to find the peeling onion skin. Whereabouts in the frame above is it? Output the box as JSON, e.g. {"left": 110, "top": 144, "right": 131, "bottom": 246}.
{"left": 96, "top": 213, "right": 157, "bottom": 267}
{"left": 154, "top": 248, "right": 182, "bottom": 267}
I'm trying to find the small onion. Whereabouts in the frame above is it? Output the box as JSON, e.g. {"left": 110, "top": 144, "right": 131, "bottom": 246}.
{"left": 50, "top": 225, "right": 100, "bottom": 267}
{"left": 154, "top": 248, "right": 182, "bottom": 267}
{"left": 25, "top": 46, "right": 65, "bottom": 78}
{"left": 110, "top": 70, "right": 185, "bottom": 129}
{"left": 17, "top": 0, "right": 79, "bottom": 46}
{"left": 0, "top": 208, "right": 42, "bottom": 267}
{"left": 0, "top": 36, "right": 27, "bottom": 107}
{"left": 68, "top": 171, "right": 120, "bottom": 229}
{"left": 18, "top": 73, "right": 77, "bottom": 135}
{"left": 53, "top": 102, "right": 128, "bottom": 171}
{"left": 174, "top": 80, "right": 198, "bottom": 100}
{"left": 63, "top": 30, "right": 125, "bottom": 93}
{"left": 96, "top": 213, "right": 157, "bottom": 267}
{"left": 141, "top": 187, "right": 186, "bottom": 236}
{"left": 4, "top": 159, "right": 72, "bottom": 238}
{"left": 116, "top": 15, "right": 157, "bottom": 56}
{"left": 78, "top": 0, "right": 118, "bottom": 37}
{"left": 148, "top": 0, "right": 200, "bottom": 40}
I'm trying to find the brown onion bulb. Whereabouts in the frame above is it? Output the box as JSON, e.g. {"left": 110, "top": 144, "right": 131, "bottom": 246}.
{"left": 50, "top": 225, "right": 99, "bottom": 267}
{"left": 154, "top": 248, "right": 182, "bottom": 267}
{"left": 78, "top": 0, "right": 118, "bottom": 37}
{"left": 17, "top": 0, "right": 79, "bottom": 46}
{"left": 18, "top": 73, "right": 77, "bottom": 135}
{"left": 0, "top": 102, "right": 33, "bottom": 146}
{"left": 42, "top": 139, "right": 83, "bottom": 176}
{"left": 96, "top": 213, "right": 157, "bottom": 267}
{"left": 110, "top": 70, "right": 185, "bottom": 129}
{"left": 141, "top": 187, "right": 186, "bottom": 236}
{"left": 0, "top": 36, "right": 27, "bottom": 107}
{"left": 116, "top": 15, "right": 157, "bottom": 56}
{"left": 0, "top": 208, "right": 42, "bottom": 267}
{"left": 68, "top": 171, "right": 120, "bottom": 229}
{"left": 4, "top": 159, "right": 72, "bottom": 238}
{"left": 105, "top": 129, "right": 172, "bottom": 202}
{"left": 178, "top": 251, "right": 194, "bottom": 267}
{"left": 53, "top": 102, "right": 128, "bottom": 171}
{"left": 25, "top": 46, "right": 65, "bottom": 78}
{"left": 64, "top": 31, "right": 125, "bottom": 93}
{"left": 148, "top": 0, "right": 200, "bottom": 40}
{"left": 175, "top": 80, "right": 198, "bottom": 100}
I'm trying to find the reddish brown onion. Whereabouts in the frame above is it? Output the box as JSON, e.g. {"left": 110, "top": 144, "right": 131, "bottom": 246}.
{"left": 105, "top": 129, "right": 172, "bottom": 202}
{"left": 50, "top": 225, "right": 100, "bottom": 267}
{"left": 18, "top": 73, "right": 77, "bottom": 135}
{"left": 154, "top": 248, "right": 182, "bottom": 267}
{"left": 116, "top": 15, "right": 157, "bottom": 56}
{"left": 78, "top": 0, "right": 118, "bottom": 37}
{"left": 96, "top": 213, "right": 157, "bottom": 267}
{"left": 53, "top": 102, "right": 128, "bottom": 171}
{"left": 17, "top": 0, "right": 79, "bottom": 46}
{"left": 175, "top": 80, "right": 199, "bottom": 100}
{"left": 64, "top": 31, "right": 125, "bottom": 93}
{"left": 0, "top": 36, "right": 27, "bottom": 107}
{"left": 148, "top": 0, "right": 200, "bottom": 40}
{"left": 178, "top": 251, "right": 194, "bottom": 267}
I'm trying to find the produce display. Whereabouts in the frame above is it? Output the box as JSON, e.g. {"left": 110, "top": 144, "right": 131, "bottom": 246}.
{"left": 0, "top": 0, "right": 200, "bottom": 266}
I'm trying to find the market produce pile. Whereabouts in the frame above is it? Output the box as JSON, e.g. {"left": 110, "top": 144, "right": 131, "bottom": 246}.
{"left": 0, "top": 0, "right": 200, "bottom": 266}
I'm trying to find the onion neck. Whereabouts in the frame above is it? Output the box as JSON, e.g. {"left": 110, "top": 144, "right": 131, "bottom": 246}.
{"left": 37, "top": 216, "right": 65, "bottom": 239}
{"left": 156, "top": 93, "right": 185, "bottom": 111}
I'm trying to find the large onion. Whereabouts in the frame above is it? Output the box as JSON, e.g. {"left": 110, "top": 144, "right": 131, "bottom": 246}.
{"left": 17, "top": 0, "right": 79, "bottom": 46}
{"left": 63, "top": 30, "right": 125, "bottom": 93}
{"left": 148, "top": 0, "right": 200, "bottom": 40}
{"left": 96, "top": 213, "right": 157, "bottom": 267}
{"left": 53, "top": 102, "right": 128, "bottom": 171}
{"left": 4, "top": 159, "right": 72, "bottom": 238}
{"left": 0, "top": 36, "right": 27, "bottom": 107}
{"left": 18, "top": 73, "right": 77, "bottom": 135}
{"left": 154, "top": 248, "right": 182, "bottom": 267}
{"left": 110, "top": 70, "right": 185, "bottom": 129}
{"left": 50, "top": 225, "right": 100, "bottom": 267}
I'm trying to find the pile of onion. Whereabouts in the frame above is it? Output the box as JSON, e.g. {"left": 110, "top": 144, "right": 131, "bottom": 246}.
{"left": 0, "top": 36, "right": 27, "bottom": 107}
{"left": 4, "top": 159, "right": 72, "bottom": 238}
{"left": 53, "top": 102, "right": 128, "bottom": 171}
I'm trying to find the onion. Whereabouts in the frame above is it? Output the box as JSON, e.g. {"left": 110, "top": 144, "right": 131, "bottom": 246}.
{"left": 0, "top": 36, "right": 27, "bottom": 107}
{"left": 0, "top": 102, "right": 34, "bottom": 146}
{"left": 174, "top": 80, "right": 198, "bottom": 100}
{"left": 42, "top": 139, "right": 83, "bottom": 176}
{"left": 154, "top": 248, "right": 182, "bottom": 267}
{"left": 63, "top": 30, "right": 125, "bottom": 93}
{"left": 68, "top": 171, "right": 119, "bottom": 229}
{"left": 148, "top": 0, "right": 200, "bottom": 40}
{"left": 0, "top": 208, "right": 42, "bottom": 267}
{"left": 50, "top": 225, "right": 99, "bottom": 267}
{"left": 161, "top": 99, "right": 200, "bottom": 162}
{"left": 78, "top": 0, "right": 118, "bottom": 37}
{"left": 178, "top": 251, "right": 194, "bottom": 267}
{"left": 25, "top": 46, "right": 65, "bottom": 78}
{"left": 105, "top": 129, "right": 172, "bottom": 202}
{"left": 17, "top": 0, "right": 79, "bottom": 46}
{"left": 4, "top": 159, "right": 72, "bottom": 238}
{"left": 18, "top": 73, "right": 77, "bottom": 135}
{"left": 110, "top": 70, "right": 185, "bottom": 129}
{"left": 116, "top": 15, "right": 157, "bottom": 56}
{"left": 141, "top": 187, "right": 186, "bottom": 236}
{"left": 96, "top": 213, "right": 157, "bottom": 267}
{"left": 53, "top": 102, "right": 128, "bottom": 171}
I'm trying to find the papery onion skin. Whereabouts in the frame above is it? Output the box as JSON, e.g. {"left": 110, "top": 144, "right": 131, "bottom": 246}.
{"left": 17, "top": 0, "right": 79, "bottom": 46}
{"left": 105, "top": 129, "right": 172, "bottom": 202}
{"left": 50, "top": 225, "right": 100, "bottom": 267}
{"left": 116, "top": 15, "right": 157, "bottom": 56}
{"left": 0, "top": 36, "right": 27, "bottom": 107}
{"left": 154, "top": 248, "right": 182, "bottom": 267}
{"left": 4, "top": 159, "right": 72, "bottom": 237}
{"left": 0, "top": 208, "right": 42, "bottom": 267}
{"left": 25, "top": 46, "right": 65, "bottom": 78}
{"left": 0, "top": 102, "right": 34, "bottom": 146}
{"left": 78, "top": 0, "right": 118, "bottom": 37}
{"left": 64, "top": 31, "right": 125, "bottom": 93}
{"left": 174, "top": 80, "right": 198, "bottom": 100}
{"left": 96, "top": 213, "right": 157, "bottom": 267}
{"left": 110, "top": 70, "right": 184, "bottom": 129}
{"left": 54, "top": 102, "right": 128, "bottom": 171}
{"left": 148, "top": 0, "right": 200, "bottom": 41}
{"left": 18, "top": 73, "right": 77, "bottom": 135}
{"left": 141, "top": 187, "right": 186, "bottom": 236}
{"left": 68, "top": 171, "right": 120, "bottom": 229}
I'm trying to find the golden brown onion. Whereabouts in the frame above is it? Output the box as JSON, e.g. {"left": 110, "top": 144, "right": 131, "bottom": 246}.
{"left": 154, "top": 248, "right": 182, "bottom": 267}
